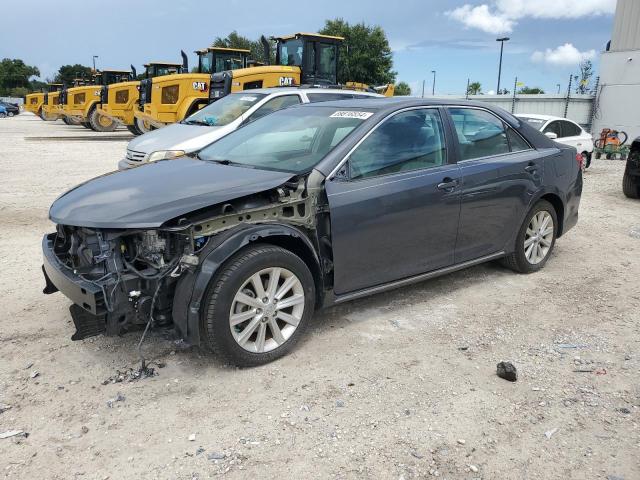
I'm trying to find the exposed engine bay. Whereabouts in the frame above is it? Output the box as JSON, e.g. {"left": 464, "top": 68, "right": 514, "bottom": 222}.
{"left": 42, "top": 174, "right": 328, "bottom": 342}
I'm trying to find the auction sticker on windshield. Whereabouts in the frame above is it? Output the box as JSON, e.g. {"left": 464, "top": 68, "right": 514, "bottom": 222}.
{"left": 330, "top": 111, "right": 374, "bottom": 120}
{"left": 240, "top": 96, "right": 258, "bottom": 102}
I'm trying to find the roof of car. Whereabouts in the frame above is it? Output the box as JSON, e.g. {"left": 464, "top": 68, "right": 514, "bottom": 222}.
{"left": 294, "top": 96, "right": 508, "bottom": 111}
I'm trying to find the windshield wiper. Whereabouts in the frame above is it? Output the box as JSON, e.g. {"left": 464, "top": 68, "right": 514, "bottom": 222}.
{"left": 182, "top": 119, "right": 211, "bottom": 126}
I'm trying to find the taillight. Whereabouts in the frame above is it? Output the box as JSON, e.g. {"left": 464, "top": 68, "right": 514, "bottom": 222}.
{"left": 576, "top": 152, "right": 583, "bottom": 170}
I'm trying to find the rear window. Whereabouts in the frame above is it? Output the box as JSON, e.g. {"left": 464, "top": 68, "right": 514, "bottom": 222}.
{"left": 518, "top": 117, "right": 545, "bottom": 131}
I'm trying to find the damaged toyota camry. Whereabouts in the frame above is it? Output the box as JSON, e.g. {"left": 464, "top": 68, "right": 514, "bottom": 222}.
{"left": 43, "top": 98, "right": 582, "bottom": 366}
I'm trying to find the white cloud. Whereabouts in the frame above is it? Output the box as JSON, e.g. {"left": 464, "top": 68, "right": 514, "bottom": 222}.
{"left": 447, "top": 5, "right": 513, "bottom": 34}
{"left": 531, "top": 43, "right": 596, "bottom": 65}
{"left": 447, "top": 0, "right": 616, "bottom": 33}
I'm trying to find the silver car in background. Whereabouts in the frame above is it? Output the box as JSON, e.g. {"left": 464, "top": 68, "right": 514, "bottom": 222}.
{"left": 119, "top": 88, "right": 382, "bottom": 170}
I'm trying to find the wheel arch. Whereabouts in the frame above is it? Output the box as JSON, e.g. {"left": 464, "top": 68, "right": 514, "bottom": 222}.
{"left": 172, "top": 224, "right": 323, "bottom": 347}
{"left": 539, "top": 192, "right": 565, "bottom": 237}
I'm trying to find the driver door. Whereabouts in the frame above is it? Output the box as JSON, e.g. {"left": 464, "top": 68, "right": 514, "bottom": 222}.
{"left": 325, "top": 108, "right": 461, "bottom": 294}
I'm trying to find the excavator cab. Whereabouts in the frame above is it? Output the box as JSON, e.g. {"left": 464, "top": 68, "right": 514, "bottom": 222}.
{"left": 274, "top": 33, "right": 341, "bottom": 86}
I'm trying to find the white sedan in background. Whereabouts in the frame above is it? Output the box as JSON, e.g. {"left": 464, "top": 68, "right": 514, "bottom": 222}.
{"left": 517, "top": 114, "right": 594, "bottom": 169}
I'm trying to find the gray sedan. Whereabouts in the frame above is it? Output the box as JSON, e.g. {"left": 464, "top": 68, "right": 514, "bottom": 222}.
{"left": 43, "top": 98, "right": 582, "bottom": 366}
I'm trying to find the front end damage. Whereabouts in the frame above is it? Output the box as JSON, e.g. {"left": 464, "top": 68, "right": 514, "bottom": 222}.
{"left": 42, "top": 173, "right": 329, "bottom": 344}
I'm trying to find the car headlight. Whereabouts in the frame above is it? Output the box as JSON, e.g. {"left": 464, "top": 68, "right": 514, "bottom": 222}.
{"left": 147, "top": 150, "right": 186, "bottom": 162}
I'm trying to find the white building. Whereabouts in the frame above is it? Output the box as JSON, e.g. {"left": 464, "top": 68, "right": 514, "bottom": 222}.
{"left": 592, "top": 0, "right": 640, "bottom": 142}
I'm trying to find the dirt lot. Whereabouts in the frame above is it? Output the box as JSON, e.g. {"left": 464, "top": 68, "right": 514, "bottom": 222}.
{"left": 1, "top": 113, "right": 638, "bottom": 480}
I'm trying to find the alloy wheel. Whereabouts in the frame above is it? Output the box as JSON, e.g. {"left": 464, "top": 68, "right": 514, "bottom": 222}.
{"left": 229, "top": 267, "right": 305, "bottom": 353}
{"left": 524, "top": 211, "right": 554, "bottom": 265}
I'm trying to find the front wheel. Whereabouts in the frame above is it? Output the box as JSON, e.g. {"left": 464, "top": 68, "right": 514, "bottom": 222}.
{"left": 503, "top": 199, "right": 558, "bottom": 273}
{"left": 0, "top": 112, "right": 6, "bottom": 118}
{"left": 201, "top": 244, "right": 316, "bottom": 367}
{"left": 88, "top": 105, "right": 117, "bottom": 132}
{"left": 126, "top": 124, "right": 142, "bottom": 135}
{"left": 582, "top": 151, "right": 591, "bottom": 170}
{"left": 7, "top": 111, "right": 14, "bottom": 117}
{"left": 134, "top": 116, "right": 153, "bottom": 134}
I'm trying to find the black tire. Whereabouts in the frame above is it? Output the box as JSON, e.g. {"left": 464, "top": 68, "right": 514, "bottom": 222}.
{"left": 134, "top": 116, "right": 153, "bottom": 134}
{"left": 88, "top": 105, "right": 117, "bottom": 132}
{"left": 0, "top": 112, "right": 6, "bottom": 118}
{"left": 126, "top": 124, "right": 142, "bottom": 135}
{"left": 502, "top": 199, "right": 558, "bottom": 274}
{"left": 201, "top": 244, "right": 316, "bottom": 367}
{"left": 582, "top": 151, "right": 591, "bottom": 169}
{"left": 623, "top": 173, "right": 640, "bottom": 199}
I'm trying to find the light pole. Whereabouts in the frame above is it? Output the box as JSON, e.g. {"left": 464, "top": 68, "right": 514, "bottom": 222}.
{"left": 431, "top": 70, "right": 436, "bottom": 95}
{"left": 496, "top": 37, "right": 510, "bottom": 94}
{"left": 92, "top": 55, "right": 99, "bottom": 71}
{"left": 421, "top": 79, "right": 425, "bottom": 98}
{"left": 556, "top": 83, "right": 561, "bottom": 94}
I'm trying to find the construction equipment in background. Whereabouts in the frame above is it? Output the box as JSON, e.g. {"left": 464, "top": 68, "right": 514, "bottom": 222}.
{"left": 594, "top": 128, "right": 630, "bottom": 160}
{"left": 208, "top": 34, "right": 397, "bottom": 100}
{"left": 97, "top": 59, "right": 185, "bottom": 135}
{"left": 139, "top": 33, "right": 394, "bottom": 127}
{"left": 40, "top": 84, "right": 65, "bottom": 121}
{"left": 24, "top": 83, "right": 63, "bottom": 119}
{"left": 135, "top": 47, "right": 251, "bottom": 127}
{"left": 59, "top": 70, "right": 133, "bottom": 131}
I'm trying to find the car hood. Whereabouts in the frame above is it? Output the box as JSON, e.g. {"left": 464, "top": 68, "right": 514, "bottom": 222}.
{"left": 127, "top": 122, "right": 231, "bottom": 155}
{"left": 49, "top": 158, "right": 294, "bottom": 229}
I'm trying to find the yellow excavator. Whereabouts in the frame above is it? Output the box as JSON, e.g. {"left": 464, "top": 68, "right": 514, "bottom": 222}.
{"left": 139, "top": 33, "right": 394, "bottom": 127}
{"left": 59, "top": 70, "right": 132, "bottom": 131}
{"left": 134, "top": 47, "right": 252, "bottom": 127}
{"left": 97, "top": 59, "right": 186, "bottom": 135}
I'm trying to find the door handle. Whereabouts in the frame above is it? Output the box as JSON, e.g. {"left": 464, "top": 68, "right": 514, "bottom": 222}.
{"left": 524, "top": 164, "right": 537, "bottom": 174}
{"left": 437, "top": 178, "right": 458, "bottom": 191}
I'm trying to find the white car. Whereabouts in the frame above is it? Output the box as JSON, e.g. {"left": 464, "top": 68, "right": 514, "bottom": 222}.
{"left": 119, "top": 88, "right": 383, "bottom": 170}
{"left": 516, "top": 114, "right": 594, "bottom": 169}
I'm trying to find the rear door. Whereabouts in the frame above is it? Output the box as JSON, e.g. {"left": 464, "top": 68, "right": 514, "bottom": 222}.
{"left": 449, "top": 107, "right": 543, "bottom": 263}
{"left": 326, "top": 107, "right": 461, "bottom": 294}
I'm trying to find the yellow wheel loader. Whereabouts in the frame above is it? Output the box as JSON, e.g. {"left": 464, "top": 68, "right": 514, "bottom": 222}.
{"left": 97, "top": 60, "right": 184, "bottom": 136}
{"left": 209, "top": 33, "right": 396, "bottom": 99}
{"left": 25, "top": 92, "right": 46, "bottom": 116}
{"left": 59, "top": 70, "right": 132, "bottom": 132}
{"left": 135, "top": 47, "right": 251, "bottom": 127}
{"left": 40, "top": 84, "right": 65, "bottom": 121}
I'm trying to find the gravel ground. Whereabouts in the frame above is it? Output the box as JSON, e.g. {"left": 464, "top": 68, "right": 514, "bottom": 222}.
{"left": 1, "top": 113, "right": 639, "bottom": 480}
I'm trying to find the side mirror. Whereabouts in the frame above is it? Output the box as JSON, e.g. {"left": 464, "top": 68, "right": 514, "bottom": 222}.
{"left": 545, "top": 132, "right": 558, "bottom": 140}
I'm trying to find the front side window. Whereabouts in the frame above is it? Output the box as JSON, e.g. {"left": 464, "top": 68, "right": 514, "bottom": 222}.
{"left": 543, "top": 121, "right": 562, "bottom": 137}
{"left": 247, "top": 95, "right": 301, "bottom": 122}
{"left": 349, "top": 109, "right": 447, "bottom": 179}
{"left": 199, "top": 54, "right": 213, "bottom": 74}
{"left": 198, "top": 106, "right": 372, "bottom": 173}
{"left": 185, "top": 92, "right": 267, "bottom": 126}
{"left": 450, "top": 108, "right": 509, "bottom": 160}
{"left": 279, "top": 39, "right": 303, "bottom": 66}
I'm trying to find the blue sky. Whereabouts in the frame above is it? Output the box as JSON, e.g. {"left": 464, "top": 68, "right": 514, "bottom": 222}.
{"left": 1, "top": 0, "right": 616, "bottom": 95}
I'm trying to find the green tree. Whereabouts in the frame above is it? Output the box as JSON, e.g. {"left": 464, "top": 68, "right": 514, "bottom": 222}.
{"left": 518, "top": 86, "right": 545, "bottom": 94}
{"left": 54, "top": 64, "right": 93, "bottom": 86}
{"left": 319, "top": 18, "right": 396, "bottom": 86}
{"left": 212, "top": 31, "right": 273, "bottom": 64}
{"left": 574, "top": 60, "right": 593, "bottom": 94}
{"left": 466, "top": 81, "right": 482, "bottom": 95}
{"left": 0, "top": 58, "right": 40, "bottom": 95}
{"left": 394, "top": 81, "right": 411, "bottom": 96}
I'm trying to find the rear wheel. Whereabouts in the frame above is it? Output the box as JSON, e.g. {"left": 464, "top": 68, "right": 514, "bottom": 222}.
{"left": 126, "top": 125, "right": 142, "bottom": 135}
{"left": 503, "top": 200, "right": 557, "bottom": 274}
{"left": 0, "top": 112, "right": 6, "bottom": 118}
{"left": 7, "top": 111, "right": 14, "bottom": 117}
{"left": 81, "top": 121, "right": 92, "bottom": 129}
{"left": 582, "top": 151, "right": 591, "bottom": 170}
{"left": 201, "top": 244, "right": 315, "bottom": 367}
{"left": 88, "top": 105, "right": 117, "bottom": 132}
{"left": 623, "top": 173, "right": 640, "bottom": 199}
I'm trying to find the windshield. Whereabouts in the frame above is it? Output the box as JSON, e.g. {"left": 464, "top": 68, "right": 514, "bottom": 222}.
{"left": 279, "top": 39, "right": 303, "bottom": 66}
{"left": 215, "top": 53, "right": 245, "bottom": 71}
{"left": 518, "top": 116, "right": 546, "bottom": 131}
{"left": 147, "top": 65, "right": 180, "bottom": 77}
{"left": 198, "top": 106, "right": 374, "bottom": 173}
{"left": 184, "top": 93, "right": 267, "bottom": 126}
